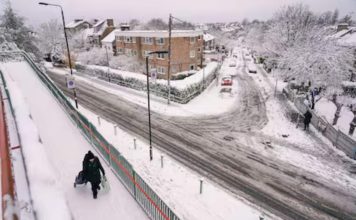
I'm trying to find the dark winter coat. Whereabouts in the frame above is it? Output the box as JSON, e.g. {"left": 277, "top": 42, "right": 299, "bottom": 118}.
{"left": 82, "top": 151, "right": 94, "bottom": 180}
{"left": 304, "top": 111, "right": 312, "bottom": 124}
{"left": 86, "top": 156, "right": 105, "bottom": 184}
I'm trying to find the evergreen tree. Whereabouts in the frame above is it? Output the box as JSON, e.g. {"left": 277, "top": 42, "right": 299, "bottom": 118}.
{"left": 0, "top": 2, "right": 39, "bottom": 55}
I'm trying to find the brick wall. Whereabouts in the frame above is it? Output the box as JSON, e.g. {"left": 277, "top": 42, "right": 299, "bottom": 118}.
{"left": 115, "top": 34, "right": 203, "bottom": 78}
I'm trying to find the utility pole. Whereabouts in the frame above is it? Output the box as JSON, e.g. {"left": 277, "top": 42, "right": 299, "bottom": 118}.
{"left": 200, "top": 47, "right": 205, "bottom": 90}
{"left": 167, "top": 14, "right": 172, "bottom": 105}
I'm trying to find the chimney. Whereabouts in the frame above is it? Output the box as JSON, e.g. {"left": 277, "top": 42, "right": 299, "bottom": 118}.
{"left": 107, "top": 19, "right": 114, "bottom": 27}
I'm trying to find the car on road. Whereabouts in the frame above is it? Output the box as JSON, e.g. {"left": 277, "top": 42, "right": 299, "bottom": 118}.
{"left": 248, "top": 64, "right": 257, "bottom": 73}
{"left": 221, "top": 76, "right": 233, "bottom": 86}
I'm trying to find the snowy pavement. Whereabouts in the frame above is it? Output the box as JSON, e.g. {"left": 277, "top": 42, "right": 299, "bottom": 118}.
{"left": 0, "top": 61, "right": 148, "bottom": 220}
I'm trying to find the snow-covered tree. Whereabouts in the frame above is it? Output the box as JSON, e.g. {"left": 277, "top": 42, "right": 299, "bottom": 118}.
{"left": 144, "top": 18, "right": 168, "bottom": 30}
{"left": 0, "top": 2, "right": 39, "bottom": 55}
{"left": 109, "top": 55, "right": 144, "bottom": 73}
{"left": 37, "top": 19, "right": 64, "bottom": 55}
{"left": 76, "top": 47, "right": 109, "bottom": 66}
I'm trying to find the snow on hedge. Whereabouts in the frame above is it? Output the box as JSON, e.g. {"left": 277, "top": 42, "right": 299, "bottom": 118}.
{"left": 1, "top": 66, "right": 71, "bottom": 220}
{"left": 82, "top": 61, "right": 219, "bottom": 90}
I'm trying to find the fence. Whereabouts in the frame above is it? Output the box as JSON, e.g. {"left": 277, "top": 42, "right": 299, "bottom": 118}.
{"left": 0, "top": 78, "right": 17, "bottom": 219}
{"left": 0, "top": 51, "right": 180, "bottom": 220}
{"left": 75, "top": 63, "right": 219, "bottom": 104}
{"left": 284, "top": 87, "right": 356, "bottom": 159}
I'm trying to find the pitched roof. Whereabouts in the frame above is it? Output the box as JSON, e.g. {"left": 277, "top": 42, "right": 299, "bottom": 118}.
{"left": 101, "top": 30, "right": 118, "bottom": 43}
{"left": 115, "top": 30, "right": 203, "bottom": 38}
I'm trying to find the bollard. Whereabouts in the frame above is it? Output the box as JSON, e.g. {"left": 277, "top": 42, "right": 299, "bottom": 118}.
{"left": 97, "top": 116, "right": 101, "bottom": 126}
{"left": 114, "top": 125, "right": 117, "bottom": 136}
{"left": 161, "top": 155, "right": 164, "bottom": 168}
{"left": 133, "top": 138, "right": 137, "bottom": 150}
{"left": 200, "top": 178, "right": 203, "bottom": 194}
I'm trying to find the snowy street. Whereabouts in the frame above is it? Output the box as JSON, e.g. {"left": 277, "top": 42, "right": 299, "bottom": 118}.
{"left": 0, "top": 61, "right": 148, "bottom": 220}
{"left": 45, "top": 46, "right": 356, "bottom": 220}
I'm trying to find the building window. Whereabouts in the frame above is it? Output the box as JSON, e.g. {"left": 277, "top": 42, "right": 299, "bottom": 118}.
{"left": 143, "top": 37, "right": 153, "bottom": 44}
{"left": 119, "top": 36, "right": 124, "bottom": 41}
{"left": 156, "top": 38, "right": 165, "bottom": 45}
{"left": 198, "top": 48, "right": 201, "bottom": 52}
{"left": 190, "top": 37, "right": 195, "bottom": 44}
{"left": 125, "top": 48, "right": 132, "bottom": 56}
{"left": 190, "top": 50, "right": 195, "bottom": 58}
{"left": 132, "top": 50, "right": 137, "bottom": 56}
{"left": 157, "top": 53, "right": 166, "bottom": 60}
{"left": 117, "top": 48, "right": 124, "bottom": 54}
{"left": 124, "top": 36, "right": 136, "bottom": 43}
{"left": 189, "top": 64, "right": 195, "bottom": 70}
{"left": 197, "top": 35, "right": 201, "bottom": 40}
{"left": 157, "top": 66, "right": 166, "bottom": 74}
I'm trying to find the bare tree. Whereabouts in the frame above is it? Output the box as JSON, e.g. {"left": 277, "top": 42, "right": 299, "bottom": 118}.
{"left": 144, "top": 18, "right": 168, "bottom": 30}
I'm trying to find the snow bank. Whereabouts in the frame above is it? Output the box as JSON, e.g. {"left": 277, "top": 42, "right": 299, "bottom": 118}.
{"left": 81, "top": 62, "right": 219, "bottom": 90}
{"left": 1, "top": 67, "right": 71, "bottom": 220}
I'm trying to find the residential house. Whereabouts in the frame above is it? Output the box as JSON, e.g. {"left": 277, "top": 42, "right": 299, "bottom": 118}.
{"left": 87, "top": 19, "right": 116, "bottom": 47}
{"left": 203, "top": 33, "right": 215, "bottom": 51}
{"left": 65, "top": 19, "right": 92, "bottom": 35}
{"left": 114, "top": 30, "right": 204, "bottom": 78}
{"left": 101, "top": 30, "right": 119, "bottom": 55}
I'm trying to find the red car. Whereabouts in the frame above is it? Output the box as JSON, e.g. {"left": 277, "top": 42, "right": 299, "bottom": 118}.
{"left": 221, "top": 76, "right": 233, "bottom": 86}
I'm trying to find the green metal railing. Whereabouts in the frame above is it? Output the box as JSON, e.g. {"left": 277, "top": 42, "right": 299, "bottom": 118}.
{"left": 0, "top": 51, "right": 180, "bottom": 220}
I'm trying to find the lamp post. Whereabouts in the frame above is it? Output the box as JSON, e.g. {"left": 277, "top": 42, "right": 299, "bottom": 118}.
{"left": 146, "top": 51, "right": 168, "bottom": 161}
{"left": 104, "top": 45, "right": 111, "bottom": 82}
{"left": 39, "top": 2, "right": 78, "bottom": 109}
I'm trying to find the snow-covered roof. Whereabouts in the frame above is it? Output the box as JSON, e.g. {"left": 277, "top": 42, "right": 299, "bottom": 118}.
{"left": 93, "top": 20, "right": 105, "bottom": 28}
{"left": 337, "top": 29, "right": 356, "bottom": 47}
{"left": 66, "top": 20, "right": 89, "bottom": 29}
{"left": 203, "top": 33, "right": 215, "bottom": 42}
{"left": 115, "top": 30, "right": 203, "bottom": 38}
{"left": 101, "top": 30, "right": 118, "bottom": 43}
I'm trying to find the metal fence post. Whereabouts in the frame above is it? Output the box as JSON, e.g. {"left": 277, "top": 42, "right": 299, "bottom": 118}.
{"left": 200, "top": 178, "right": 203, "bottom": 194}
{"left": 161, "top": 155, "right": 164, "bottom": 168}
{"left": 134, "top": 138, "right": 137, "bottom": 150}
{"left": 97, "top": 116, "right": 101, "bottom": 126}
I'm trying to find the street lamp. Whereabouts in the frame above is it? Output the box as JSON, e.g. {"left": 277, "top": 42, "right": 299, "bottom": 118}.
{"left": 146, "top": 51, "right": 168, "bottom": 161}
{"left": 39, "top": 2, "right": 78, "bottom": 109}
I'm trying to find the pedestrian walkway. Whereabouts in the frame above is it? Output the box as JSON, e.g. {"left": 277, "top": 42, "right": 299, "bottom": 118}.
{"left": 1, "top": 61, "right": 148, "bottom": 220}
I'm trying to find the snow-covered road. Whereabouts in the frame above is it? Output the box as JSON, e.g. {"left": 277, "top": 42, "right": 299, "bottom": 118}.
{"left": 46, "top": 47, "right": 356, "bottom": 220}
{"left": 0, "top": 61, "right": 148, "bottom": 220}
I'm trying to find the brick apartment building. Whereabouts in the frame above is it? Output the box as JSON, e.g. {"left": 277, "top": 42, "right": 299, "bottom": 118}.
{"left": 114, "top": 30, "right": 204, "bottom": 77}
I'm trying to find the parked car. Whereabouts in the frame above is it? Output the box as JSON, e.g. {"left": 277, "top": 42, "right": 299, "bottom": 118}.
{"left": 221, "top": 76, "right": 233, "bottom": 86}
{"left": 248, "top": 64, "right": 257, "bottom": 73}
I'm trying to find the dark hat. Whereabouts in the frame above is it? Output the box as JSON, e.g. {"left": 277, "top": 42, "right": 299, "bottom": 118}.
{"left": 87, "top": 150, "right": 94, "bottom": 159}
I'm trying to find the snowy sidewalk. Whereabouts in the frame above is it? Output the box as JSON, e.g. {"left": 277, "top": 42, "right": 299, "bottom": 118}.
{"left": 1, "top": 61, "right": 148, "bottom": 220}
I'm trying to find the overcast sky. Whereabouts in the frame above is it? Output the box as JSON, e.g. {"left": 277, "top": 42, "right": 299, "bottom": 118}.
{"left": 1, "top": 0, "right": 355, "bottom": 27}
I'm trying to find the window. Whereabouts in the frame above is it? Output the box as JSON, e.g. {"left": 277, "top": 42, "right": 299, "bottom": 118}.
{"left": 197, "top": 35, "right": 202, "bottom": 40}
{"left": 189, "top": 64, "right": 195, "bottom": 70}
{"left": 190, "top": 37, "right": 195, "bottom": 44}
{"left": 125, "top": 48, "right": 132, "bottom": 56}
{"left": 117, "top": 48, "right": 124, "bottom": 54}
{"left": 157, "top": 53, "right": 166, "bottom": 60}
{"left": 190, "top": 50, "right": 195, "bottom": 58}
{"left": 124, "top": 36, "right": 136, "bottom": 43}
{"left": 198, "top": 48, "right": 201, "bottom": 52}
{"left": 156, "top": 38, "right": 165, "bottom": 45}
{"left": 157, "top": 66, "right": 166, "bottom": 74}
{"left": 132, "top": 50, "right": 137, "bottom": 56}
{"left": 143, "top": 37, "right": 153, "bottom": 44}
{"left": 119, "top": 36, "right": 124, "bottom": 41}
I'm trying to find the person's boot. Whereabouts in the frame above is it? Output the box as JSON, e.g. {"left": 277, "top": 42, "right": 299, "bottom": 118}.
{"left": 93, "top": 192, "right": 97, "bottom": 199}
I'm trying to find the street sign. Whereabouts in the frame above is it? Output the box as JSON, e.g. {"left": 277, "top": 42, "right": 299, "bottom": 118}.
{"left": 151, "top": 68, "right": 157, "bottom": 82}
{"left": 66, "top": 75, "right": 75, "bottom": 89}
